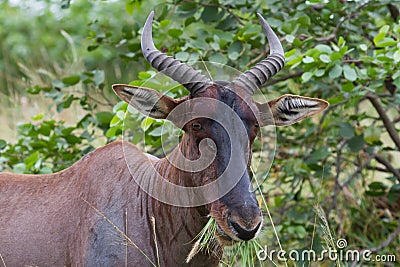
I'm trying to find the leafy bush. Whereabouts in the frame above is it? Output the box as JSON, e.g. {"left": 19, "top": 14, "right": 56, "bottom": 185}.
{"left": 1, "top": 0, "right": 399, "bottom": 265}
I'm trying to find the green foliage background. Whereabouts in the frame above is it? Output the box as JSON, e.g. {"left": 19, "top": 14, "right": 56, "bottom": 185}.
{"left": 1, "top": 0, "right": 399, "bottom": 265}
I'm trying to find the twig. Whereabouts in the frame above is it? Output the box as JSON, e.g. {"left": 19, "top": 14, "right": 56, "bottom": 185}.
{"left": 246, "top": 47, "right": 268, "bottom": 67}
{"left": 369, "top": 219, "right": 400, "bottom": 253}
{"left": 366, "top": 93, "right": 400, "bottom": 151}
{"left": 263, "top": 71, "right": 304, "bottom": 87}
{"left": 327, "top": 140, "right": 347, "bottom": 217}
{"left": 374, "top": 154, "right": 400, "bottom": 182}
{"left": 366, "top": 165, "right": 399, "bottom": 174}
{"left": 341, "top": 152, "right": 375, "bottom": 187}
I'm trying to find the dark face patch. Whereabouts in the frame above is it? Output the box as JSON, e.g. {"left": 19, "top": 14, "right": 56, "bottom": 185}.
{"left": 183, "top": 83, "right": 262, "bottom": 242}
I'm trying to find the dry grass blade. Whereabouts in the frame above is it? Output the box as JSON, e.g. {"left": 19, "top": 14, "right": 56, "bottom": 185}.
{"left": 314, "top": 204, "right": 341, "bottom": 267}
{"left": 151, "top": 216, "right": 161, "bottom": 267}
{"left": 186, "top": 216, "right": 217, "bottom": 263}
{"left": 252, "top": 168, "right": 285, "bottom": 267}
{"left": 0, "top": 254, "right": 6, "bottom": 267}
{"left": 80, "top": 197, "right": 157, "bottom": 267}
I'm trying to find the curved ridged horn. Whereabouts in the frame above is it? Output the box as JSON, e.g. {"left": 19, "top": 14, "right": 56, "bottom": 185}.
{"left": 232, "top": 13, "right": 285, "bottom": 95}
{"left": 141, "top": 11, "right": 211, "bottom": 95}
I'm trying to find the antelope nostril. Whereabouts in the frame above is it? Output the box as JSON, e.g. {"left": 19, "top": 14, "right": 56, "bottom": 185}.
{"left": 229, "top": 219, "right": 261, "bottom": 241}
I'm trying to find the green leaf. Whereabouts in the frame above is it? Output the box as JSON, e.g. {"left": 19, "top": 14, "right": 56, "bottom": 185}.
{"left": 342, "top": 82, "right": 354, "bottom": 92}
{"left": 364, "top": 126, "right": 381, "bottom": 144}
{"left": 301, "top": 72, "right": 313, "bottom": 82}
{"left": 339, "top": 122, "right": 354, "bottom": 139}
{"left": 373, "top": 32, "right": 385, "bottom": 45}
{"left": 343, "top": 65, "right": 357, "bottom": 82}
{"left": 63, "top": 94, "right": 75, "bottom": 109}
{"left": 359, "top": 44, "right": 367, "bottom": 51}
{"left": 175, "top": 51, "right": 189, "bottom": 61}
{"left": 297, "top": 15, "right": 310, "bottom": 27}
{"left": 93, "top": 70, "right": 105, "bottom": 87}
{"left": 95, "top": 112, "right": 113, "bottom": 127}
{"left": 329, "top": 64, "right": 342, "bottom": 79}
{"left": 159, "top": 20, "right": 171, "bottom": 28}
{"left": 141, "top": 117, "right": 155, "bottom": 131}
{"left": 366, "top": 181, "right": 387, "bottom": 197}
{"left": 0, "top": 139, "right": 7, "bottom": 150}
{"left": 314, "top": 69, "right": 325, "bottom": 77}
{"left": 201, "top": 6, "right": 219, "bottom": 23}
{"left": 138, "top": 71, "right": 152, "bottom": 80}
{"left": 52, "top": 79, "right": 65, "bottom": 88}
{"left": 167, "top": 28, "right": 183, "bottom": 38}
{"left": 388, "top": 184, "right": 400, "bottom": 204}
{"left": 375, "top": 37, "right": 397, "bottom": 48}
{"left": 379, "top": 25, "right": 390, "bottom": 34}
{"left": 287, "top": 55, "right": 303, "bottom": 67}
{"left": 13, "top": 163, "right": 26, "bottom": 174}
{"left": 26, "top": 85, "right": 42, "bottom": 94}
{"left": 227, "top": 40, "right": 243, "bottom": 61}
{"left": 125, "top": 1, "right": 135, "bottom": 15}
{"left": 25, "top": 151, "right": 39, "bottom": 169}
{"left": 302, "top": 56, "right": 314, "bottom": 64}
{"left": 394, "top": 49, "right": 400, "bottom": 62}
{"left": 338, "top": 36, "right": 345, "bottom": 46}
{"left": 64, "top": 134, "right": 81, "bottom": 145}
{"left": 309, "top": 147, "right": 330, "bottom": 162}
{"left": 315, "top": 44, "right": 332, "bottom": 54}
{"left": 330, "top": 52, "right": 342, "bottom": 61}
{"left": 319, "top": 54, "right": 330, "bottom": 63}
{"left": 149, "top": 126, "right": 164, "bottom": 137}
{"left": 209, "top": 53, "right": 228, "bottom": 65}
{"left": 62, "top": 75, "right": 80, "bottom": 86}
{"left": 32, "top": 114, "right": 44, "bottom": 121}
{"left": 348, "top": 135, "right": 365, "bottom": 152}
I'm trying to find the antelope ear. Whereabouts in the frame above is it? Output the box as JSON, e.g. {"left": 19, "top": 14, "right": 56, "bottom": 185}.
{"left": 256, "top": 94, "right": 329, "bottom": 126}
{"left": 112, "top": 84, "right": 181, "bottom": 119}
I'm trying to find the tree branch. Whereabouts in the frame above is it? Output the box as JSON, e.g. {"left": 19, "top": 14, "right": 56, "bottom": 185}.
{"left": 374, "top": 154, "right": 400, "bottom": 182}
{"left": 264, "top": 71, "right": 304, "bottom": 87}
{"left": 369, "top": 219, "right": 400, "bottom": 253}
{"left": 366, "top": 93, "right": 400, "bottom": 151}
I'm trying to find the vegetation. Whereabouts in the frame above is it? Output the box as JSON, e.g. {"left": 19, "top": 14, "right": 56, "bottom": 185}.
{"left": 1, "top": 0, "right": 399, "bottom": 265}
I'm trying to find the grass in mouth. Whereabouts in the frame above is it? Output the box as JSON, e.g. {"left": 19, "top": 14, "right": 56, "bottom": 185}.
{"left": 186, "top": 217, "right": 263, "bottom": 266}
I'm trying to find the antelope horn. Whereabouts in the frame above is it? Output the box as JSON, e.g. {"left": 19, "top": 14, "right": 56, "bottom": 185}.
{"left": 141, "top": 11, "right": 211, "bottom": 95}
{"left": 232, "top": 13, "right": 285, "bottom": 95}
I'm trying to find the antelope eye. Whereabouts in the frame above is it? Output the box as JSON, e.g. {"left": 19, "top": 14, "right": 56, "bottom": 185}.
{"left": 254, "top": 122, "right": 260, "bottom": 128}
{"left": 192, "top": 122, "right": 202, "bottom": 131}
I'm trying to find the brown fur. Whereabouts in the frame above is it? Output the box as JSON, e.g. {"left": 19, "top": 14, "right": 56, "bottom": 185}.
{"left": 0, "top": 141, "right": 221, "bottom": 266}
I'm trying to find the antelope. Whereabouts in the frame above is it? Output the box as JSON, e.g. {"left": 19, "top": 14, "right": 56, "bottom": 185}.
{"left": 0, "top": 11, "right": 328, "bottom": 266}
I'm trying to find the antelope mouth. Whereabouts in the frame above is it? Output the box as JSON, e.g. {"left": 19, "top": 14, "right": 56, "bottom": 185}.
{"left": 215, "top": 216, "right": 262, "bottom": 246}
{"left": 216, "top": 222, "right": 235, "bottom": 246}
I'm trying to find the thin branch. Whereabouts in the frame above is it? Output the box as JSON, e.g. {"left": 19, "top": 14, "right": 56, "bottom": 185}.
{"left": 366, "top": 93, "right": 400, "bottom": 151}
{"left": 341, "top": 152, "right": 375, "bottom": 187}
{"left": 246, "top": 47, "right": 268, "bottom": 67}
{"left": 326, "top": 140, "right": 347, "bottom": 217}
{"left": 369, "top": 219, "right": 400, "bottom": 253}
{"left": 366, "top": 165, "right": 400, "bottom": 174}
{"left": 264, "top": 71, "right": 304, "bottom": 87}
{"left": 374, "top": 154, "right": 400, "bottom": 182}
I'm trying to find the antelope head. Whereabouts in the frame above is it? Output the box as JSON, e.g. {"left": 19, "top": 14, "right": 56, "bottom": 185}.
{"left": 113, "top": 11, "right": 328, "bottom": 245}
